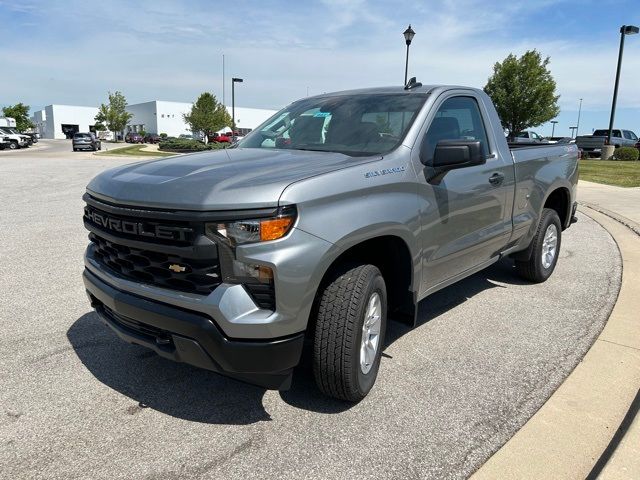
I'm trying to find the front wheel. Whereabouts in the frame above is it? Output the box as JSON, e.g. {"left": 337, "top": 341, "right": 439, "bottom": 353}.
{"left": 515, "top": 208, "right": 562, "bottom": 283}
{"left": 9, "top": 141, "right": 18, "bottom": 150}
{"left": 313, "top": 264, "right": 387, "bottom": 402}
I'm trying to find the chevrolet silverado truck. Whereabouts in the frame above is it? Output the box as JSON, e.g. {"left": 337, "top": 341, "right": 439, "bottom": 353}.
{"left": 576, "top": 129, "right": 638, "bottom": 157}
{"left": 83, "top": 83, "right": 579, "bottom": 401}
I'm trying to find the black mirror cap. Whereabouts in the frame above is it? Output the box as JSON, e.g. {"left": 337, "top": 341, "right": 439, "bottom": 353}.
{"left": 429, "top": 140, "right": 485, "bottom": 168}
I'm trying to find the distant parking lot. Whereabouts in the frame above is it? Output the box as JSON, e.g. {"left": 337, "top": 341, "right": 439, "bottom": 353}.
{"left": 0, "top": 148, "right": 621, "bottom": 479}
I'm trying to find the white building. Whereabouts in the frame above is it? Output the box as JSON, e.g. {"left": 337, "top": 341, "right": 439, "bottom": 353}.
{"left": 31, "top": 104, "right": 99, "bottom": 139}
{"left": 125, "top": 102, "right": 276, "bottom": 137}
{"left": 32, "top": 101, "right": 277, "bottom": 139}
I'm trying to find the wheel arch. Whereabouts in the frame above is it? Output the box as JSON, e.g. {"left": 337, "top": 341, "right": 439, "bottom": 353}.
{"left": 542, "top": 186, "right": 572, "bottom": 229}
{"left": 311, "top": 233, "right": 417, "bottom": 331}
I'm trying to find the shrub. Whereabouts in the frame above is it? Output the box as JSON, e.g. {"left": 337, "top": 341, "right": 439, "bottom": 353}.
{"left": 614, "top": 146, "right": 639, "bottom": 161}
{"left": 159, "top": 133, "right": 168, "bottom": 139}
{"left": 159, "top": 138, "right": 228, "bottom": 153}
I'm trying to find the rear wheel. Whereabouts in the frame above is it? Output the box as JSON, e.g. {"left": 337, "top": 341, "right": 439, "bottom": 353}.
{"left": 313, "top": 264, "right": 387, "bottom": 401}
{"left": 515, "top": 208, "right": 562, "bottom": 283}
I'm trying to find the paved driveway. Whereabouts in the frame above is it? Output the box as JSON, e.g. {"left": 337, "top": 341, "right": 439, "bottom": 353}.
{"left": 0, "top": 150, "right": 621, "bottom": 479}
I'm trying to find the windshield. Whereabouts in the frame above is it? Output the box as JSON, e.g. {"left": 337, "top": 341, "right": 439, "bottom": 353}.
{"left": 238, "top": 93, "right": 427, "bottom": 156}
{"left": 74, "top": 133, "right": 91, "bottom": 139}
{"left": 593, "top": 129, "right": 621, "bottom": 137}
{"left": 1, "top": 127, "right": 19, "bottom": 134}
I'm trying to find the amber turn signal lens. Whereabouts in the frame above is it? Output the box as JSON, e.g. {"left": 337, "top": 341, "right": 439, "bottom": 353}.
{"left": 260, "top": 217, "right": 294, "bottom": 241}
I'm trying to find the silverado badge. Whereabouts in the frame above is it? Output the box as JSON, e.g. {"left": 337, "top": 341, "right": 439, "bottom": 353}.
{"left": 168, "top": 264, "right": 187, "bottom": 273}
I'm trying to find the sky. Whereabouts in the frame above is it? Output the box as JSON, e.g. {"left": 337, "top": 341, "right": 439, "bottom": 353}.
{"left": 1, "top": 0, "right": 639, "bottom": 137}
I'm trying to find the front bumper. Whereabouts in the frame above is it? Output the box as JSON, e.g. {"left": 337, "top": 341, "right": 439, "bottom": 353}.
{"left": 83, "top": 269, "right": 304, "bottom": 389}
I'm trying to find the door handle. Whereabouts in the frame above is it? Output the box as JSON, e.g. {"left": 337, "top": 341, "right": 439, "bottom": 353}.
{"left": 488, "top": 172, "right": 504, "bottom": 186}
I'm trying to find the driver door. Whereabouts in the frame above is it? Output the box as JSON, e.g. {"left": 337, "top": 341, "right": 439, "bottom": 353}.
{"left": 415, "top": 94, "right": 513, "bottom": 295}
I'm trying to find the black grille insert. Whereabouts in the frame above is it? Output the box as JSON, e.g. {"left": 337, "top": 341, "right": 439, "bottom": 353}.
{"left": 89, "top": 233, "right": 221, "bottom": 295}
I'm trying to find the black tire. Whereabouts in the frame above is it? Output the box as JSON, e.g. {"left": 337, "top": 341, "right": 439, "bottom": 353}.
{"left": 9, "top": 141, "right": 18, "bottom": 150}
{"left": 515, "top": 208, "right": 562, "bottom": 283}
{"left": 73, "top": 147, "right": 77, "bottom": 152}
{"left": 313, "top": 264, "right": 387, "bottom": 401}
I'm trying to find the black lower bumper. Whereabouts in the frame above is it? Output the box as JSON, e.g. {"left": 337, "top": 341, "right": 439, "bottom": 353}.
{"left": 83, "top": 269, "right": 304, "bottom": 390}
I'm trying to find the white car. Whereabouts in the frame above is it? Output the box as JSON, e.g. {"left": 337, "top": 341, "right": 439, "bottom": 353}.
{"left": 0, "top": 127, "right": 31, "bottom": 149}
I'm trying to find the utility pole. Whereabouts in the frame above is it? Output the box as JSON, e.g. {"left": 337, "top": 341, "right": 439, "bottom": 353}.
{"left": 222, "top": 54, "right": 225, "bottom": 106}
{"left": 576, "top": 98, "right": 583, "bottom": 137}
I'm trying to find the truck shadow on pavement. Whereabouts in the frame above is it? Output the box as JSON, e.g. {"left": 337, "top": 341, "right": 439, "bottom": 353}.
{"left": 67, "top": 258, "right": 525, "bottom": 424}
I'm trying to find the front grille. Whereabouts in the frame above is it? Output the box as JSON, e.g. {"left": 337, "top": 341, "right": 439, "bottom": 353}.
{"left": 89, "top": 233, "right": 221, "bottom": 295}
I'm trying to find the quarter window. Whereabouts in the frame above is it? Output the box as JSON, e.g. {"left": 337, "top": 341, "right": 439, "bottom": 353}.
{"left": 422, "top": 96, "right": 489, "bottom": 164}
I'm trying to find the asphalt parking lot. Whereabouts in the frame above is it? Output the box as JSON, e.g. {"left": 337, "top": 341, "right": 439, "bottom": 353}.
{"left": 0, "top": 141, "right": 622, "bottom": 479}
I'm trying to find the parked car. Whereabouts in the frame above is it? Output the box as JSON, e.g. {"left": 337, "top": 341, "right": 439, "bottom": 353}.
{"left": 73, "top": 132, "right": 101, "bottom": 151}
{"left": 0, "top": 135, "right": 10, "bottom": 150}
{"left": 207, "top": 132, "right": 232, "bottom": 143}
{"left": 21, "top": 132, "right": 38, "bottom": 144}
{"left": 125, "top": 132, "right": 144, "bottom": 143}
{"left": 144, "top": 133, "right": 161, "bottom": 144}
{"left": 575, "top": 129, "right": 638, "bottom": 157}
{"left": 82, "top": 84, "right": 578, "bottom": 401}
{"left": 0, "top": 126, "right": 31, "bottom": 149}
{"left": 511, "top": 131, "right": 548, "bottom": 143}
{"left": 178, "top": 134, "right": 193, "bottom": 140}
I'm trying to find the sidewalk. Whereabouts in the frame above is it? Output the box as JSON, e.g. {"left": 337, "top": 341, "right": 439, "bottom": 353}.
{"left": 579, "top": 181, "right": 640, "bottom": 480}
{"left": 473, "top": 180, "right": 640, "bottom": 480}
{"left": 579, "top": 180, "right": 640, "bottom": 229}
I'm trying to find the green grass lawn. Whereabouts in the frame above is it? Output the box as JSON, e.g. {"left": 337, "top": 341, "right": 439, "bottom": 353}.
{"left": 579, "top": 160, "right": 640, "bottom": 187}
{"left": 95, "top": 144, "right": 176, "bottom": 158}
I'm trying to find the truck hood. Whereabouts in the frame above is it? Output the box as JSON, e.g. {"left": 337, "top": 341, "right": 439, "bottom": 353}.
{"left": 87, "top": 147, "right": 379, "bottom": 210}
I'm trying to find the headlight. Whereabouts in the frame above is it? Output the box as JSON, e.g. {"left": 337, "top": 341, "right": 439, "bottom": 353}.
{"left": 205, "top": 205, "right": 297, "bottom": 247}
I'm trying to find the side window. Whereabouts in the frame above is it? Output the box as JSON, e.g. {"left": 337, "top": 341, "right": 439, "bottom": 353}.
{"left": 422, "top": 96, "right": 489, "bottom": 163}
{"left": 613, "top": 130, "right": 622, "bottom": 138}
{"left": 623, "top": 130, "right": 633, "bottom": 140}
{"left": 630, "top": 131, "right": 638, "bottom": 141}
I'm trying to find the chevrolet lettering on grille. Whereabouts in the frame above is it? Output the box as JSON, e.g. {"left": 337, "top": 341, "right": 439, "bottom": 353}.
{"left": 84, "top": 207, "right": 194, "bottom": 242}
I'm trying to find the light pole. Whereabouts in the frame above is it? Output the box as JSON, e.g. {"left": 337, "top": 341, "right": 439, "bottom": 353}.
{"left": 550, "top": 120, "right": 558, "bottom": 137}
{"left": 403, "top": 25, "right": 415, "bottom": 86}
{"left": 607, "top": 25, "right": 639, "bottom": 144}
{"left": 576, "top": 98, "right": 583, "bottom": 137}
{"left": 231, "top": 77, "right": 243, "bottom": 139}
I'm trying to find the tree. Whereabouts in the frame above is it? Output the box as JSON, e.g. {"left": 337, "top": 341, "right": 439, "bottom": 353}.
{"left": 183, "top": 92, "right": 232, "bottom": 143}
{"left": 484, "top": 50, "right": 560, "bottom": 139}
{"left": 2, "top": 103, "right": 34, "bottom": 132}
{"left": 95, "top": 91, "right": 132, "bottom": 141}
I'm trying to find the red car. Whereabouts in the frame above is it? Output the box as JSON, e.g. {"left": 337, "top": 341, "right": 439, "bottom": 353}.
{"left": 208, "top": 132, "right": 232, "bottom": 143}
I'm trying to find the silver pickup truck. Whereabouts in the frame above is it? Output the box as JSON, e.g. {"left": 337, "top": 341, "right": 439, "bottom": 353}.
{"left": 576, "top": 129, "right": 638, "bottom": 157}
{"left": 82, "top": 84, "right": 579, "bottom": 401}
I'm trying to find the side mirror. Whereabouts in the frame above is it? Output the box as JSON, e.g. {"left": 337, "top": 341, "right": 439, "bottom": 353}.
{"left": 431, "top": 140, "right": 485, "bottom": 169}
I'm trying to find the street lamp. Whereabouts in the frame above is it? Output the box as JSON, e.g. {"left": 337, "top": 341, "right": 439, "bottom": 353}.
{"left": 550, "top": 120, "right": 558, "bottom": 137}
{"left": 231, "top": 77, "right": 243, "bottom": 140}
{"left": 607, "top": 25, "right": 639, "bottom": 144}
{"left": 403, "top": 25, "right": 415, "bottom": 86}
{"left": 576, "top": 98, "right": 583, "bottom": 137}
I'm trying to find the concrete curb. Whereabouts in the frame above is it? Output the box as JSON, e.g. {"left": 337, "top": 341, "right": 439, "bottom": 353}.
{"left": 471, "top": 207, "right": 640, "bottom": 480}
{"left": 579, "top": 201, "right": 640, "bottom": 237}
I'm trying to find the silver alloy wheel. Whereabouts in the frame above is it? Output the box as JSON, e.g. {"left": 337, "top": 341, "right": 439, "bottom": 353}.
{"left": 541, "top": 224, "right": 558, "bottom": 269}
{"left": 360, "top": 292, "right": 382, "bottom": 374}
